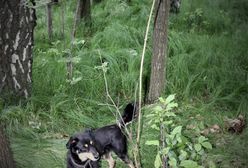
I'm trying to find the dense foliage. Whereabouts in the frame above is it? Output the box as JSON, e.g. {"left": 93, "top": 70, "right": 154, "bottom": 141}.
{"left": 0, "top": 0, "right": 247, "bottom": 167}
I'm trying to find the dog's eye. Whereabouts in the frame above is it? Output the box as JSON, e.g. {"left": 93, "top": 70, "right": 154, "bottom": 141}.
{"left": 84, "top": 144, "right": 88, "bottom": 148}
{"left": 90, "top": 141, "right": 93, "bottom": 145}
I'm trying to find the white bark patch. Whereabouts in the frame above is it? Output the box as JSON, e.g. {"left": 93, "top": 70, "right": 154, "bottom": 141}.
{"left": 4, "top": 45, "right": 8, "bottom": 54}
{"left": 6, "top": 33, "right": 9, "bottom": 39}
{"left": 24, "top": 89, "right": 28, "bottom": 98}
{"left": 20, "top": 16, "right": 24, "bottom": 26}
{"left": 11, "top": 54, "right": 24, "bottom": 74}
{"left": 27, "top": 73, "right": 31, "bottom": 83}
{"left": 26, "top": 16, "right": 29, "bottom": 23}
{"left": 25, "top": 33, "right": 29, "bottom": 40}
{"left": 18, "top": 60, "right": 25, "bottom": 74}
{"left": 10, "top": 63, "right": 16, "bottom": 76}
{"left": 30, "top": 10, "right": 33, "bottom": 20}
{"left": 23, "top": 47, "right": 27, "bottom": 61}
{"left": 12, "top": 54, "right": 19, "bottom": 63}
{"left": 28, "top": 60, "right": 31, "bottom": 72}
{"left": 7, "top": 10, "right": 13, "bottom": 27}
{"left": 13, "top": 31, "right": 20, "bottom": 50}
{"left": 28, "top": 37, "right": 32, "bottom": 45}
{"left": 2, "top": 74, "right": 6, "bottom": 83}
{"left": 12, "top": 77, "right": 21, "bottom": 90}
{"left": 27, "top": 60, "right": 32, "bottom": 83}
{"left": 9, "top": 11, "right": 13, "bottom": 23}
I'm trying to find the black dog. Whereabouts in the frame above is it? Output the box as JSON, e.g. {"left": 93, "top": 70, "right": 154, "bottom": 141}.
{"left": 66, "top": 103, "right": 136, "bottom": 168}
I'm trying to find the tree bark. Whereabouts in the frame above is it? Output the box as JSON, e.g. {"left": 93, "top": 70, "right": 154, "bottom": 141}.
{"left": 68, "top": 0, "right": 83, "bottom": 80}
{"left": 80, "top": 0, "right": 91, "bottom": 23}
{"left": 47, "top": 2, "right": 53, "bottom": 40}
{"left": 147, "top": 0, "right": 170, "bottom": 103}
{"left": 0, "top": 0, "right": 36, "bottom": 101}
{"left": 0, "top": 125, "right": 16, "bottom": 168}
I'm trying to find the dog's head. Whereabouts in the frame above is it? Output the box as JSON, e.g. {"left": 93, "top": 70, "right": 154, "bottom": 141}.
{"left": 66, "top": 129, "right": 100, "bottom": 162}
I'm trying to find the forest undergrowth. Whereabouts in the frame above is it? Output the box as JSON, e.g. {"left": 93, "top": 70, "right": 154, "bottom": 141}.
{"left": 0, "top": 0, "right": 247, "bottom": 167}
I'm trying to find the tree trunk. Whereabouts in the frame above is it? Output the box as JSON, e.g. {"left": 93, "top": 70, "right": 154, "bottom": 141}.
{"left": 60, "top": 0, "right": 65, "bottom": 42}
{"left": 47, "top": 2, "right": 53, "bottom": 40}
{"left": 93, "top": 0, "right": 102, "bottom": 4}
{"left": 80, "top": 0, "right": 91, "bottom": 23}
{"left": 0, "top": 125, "right": 16, "bottom": 168}
{"left": 68, "top": 0, "right": 83, "bottom": 80}
{"left": 0, "top": 0, "right": 36, "bottom": 101}
{"left": 147, "top": 0, "right": 170, "bottom": 103}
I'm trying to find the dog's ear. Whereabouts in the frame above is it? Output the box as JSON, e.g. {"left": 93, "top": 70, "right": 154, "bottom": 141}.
{"left": 66, "top": 136, "right": 78, "bottom": 149}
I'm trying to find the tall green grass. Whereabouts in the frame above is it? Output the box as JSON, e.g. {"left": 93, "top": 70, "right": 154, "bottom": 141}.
{"left": 1, "top": 0, "right": 247, "bottom": 167}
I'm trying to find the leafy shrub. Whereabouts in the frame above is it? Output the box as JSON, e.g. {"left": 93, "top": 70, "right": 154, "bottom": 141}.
{"left": 145, "top": 95, "right": 213, "bottom": 168}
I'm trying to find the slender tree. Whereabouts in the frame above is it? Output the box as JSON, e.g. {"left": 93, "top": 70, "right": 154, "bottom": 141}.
{"left": 0, "top": 125, "right": 16, "bottom": 168}
{"left": 0, "top": 1, "right": 36, "bottom": 100}
{"left": 47, "top": 1, "right": 53, "bottom": 40}
{"left": 147, "top": 0, "right": 170, "bottom": 103}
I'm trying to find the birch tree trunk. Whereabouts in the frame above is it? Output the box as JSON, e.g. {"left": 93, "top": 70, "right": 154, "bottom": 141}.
{"left": 0, "top": 0, "right": 36, "bottom": 100}
{"left": 147, "top": 0, "right": 170, "bottom": 103}
{"left": 0, "top": 125, "right": 16, "bottom": 168}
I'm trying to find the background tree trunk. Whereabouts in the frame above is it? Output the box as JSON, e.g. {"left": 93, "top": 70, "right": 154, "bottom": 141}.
{"left": 80, "top": 0, "right": 91, "bottom": 23}
{"left": 47, "top": 2, "right": 53, "bottom": 40}
{"left": 0, "top": 125, "right": 16, "bottom": 168}
{"left": 0, "top": 0, "right": 36, "bottom": 101}
{"left": 147, "top": 0, "right": 170, "bottom": 103}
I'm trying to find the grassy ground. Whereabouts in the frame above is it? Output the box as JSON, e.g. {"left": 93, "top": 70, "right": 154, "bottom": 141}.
{"left": 1, "top": 0, "right": 247, "bottom": 167}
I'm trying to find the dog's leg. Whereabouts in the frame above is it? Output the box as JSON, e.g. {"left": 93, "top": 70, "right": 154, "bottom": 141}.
{"left": 103, "top": 152, "right": 116, "bottom": 168}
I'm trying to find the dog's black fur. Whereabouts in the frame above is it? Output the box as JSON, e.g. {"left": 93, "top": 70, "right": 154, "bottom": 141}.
{"left": 66, "top": 103, "right": 136, "bottom": 168}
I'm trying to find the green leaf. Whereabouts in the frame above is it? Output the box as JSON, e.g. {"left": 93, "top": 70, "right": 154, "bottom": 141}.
{"left": 166, "top": 102, "right": 178, "bottom": 111}
{"left": 208, "top": 160, "right": 216, "bottom": 168}
{"left": 198, "top": 136, "right": 208, "bottom": 143}
{"left": 180, "top": 160, "right": 199, "bottom": 168}
{"left": 154, "top": 153, "right": 162, "bottom": 168}
{"left": 169, "top": 157, "right": 177, "bottom": 167}
{"left": 202, "top": 142, "right": 212, "bottom": 150}
{"left": 158, "top": 97, "right": 165, "bottom": 103}
{"left": 162, "top": 147, "right": 170, "bottom": 155}
{"left": 69, "top": 77, "right": 82, "bottom": 85}
{"left": 151, "top": 124, "right": 160, "bottom": 130}
{"left": 199, "top": 121, "right": 205, "bottom": 130}
{"left": 194, "top": 143, "right": 202, "bottom": 152}
{"left": 164, "top": 112, "right": 176, "bottom": 117}
{"left": 146, "top": 114, "right": 155, "bottom": 118}
{"left": 171, "top": 126, "right": 182, "bottom": 136}
{"left": 153, "top": 106, "right": 163, "bottom": 112}
{"left": 145, "top": 140, "right": 159, "bottom": 146}
{"left": 163, "top": 120, "right": 173, "bottom": 125}
{"left": 179, "top": 150, "right": 188, "bottom": 161}
{"left": 47, "top": 48, "right": 59, "bottom": 55}
{"left": 165, "top": 94, "right": 176, "bottom": 104}
{"left": 176, "top": 135, "right": 182, "bottom": 143}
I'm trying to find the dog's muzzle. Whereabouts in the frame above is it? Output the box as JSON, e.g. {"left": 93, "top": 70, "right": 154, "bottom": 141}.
{"left": 77, "top": 147, "right": 100, "bottom": 162}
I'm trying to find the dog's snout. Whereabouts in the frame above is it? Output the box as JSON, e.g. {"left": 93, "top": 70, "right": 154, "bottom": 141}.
{"left": 94, "top": 152, "right": 99, "bottom": 159}
{"left": 89, "top": 146, "right": 100, "bottom": 160}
